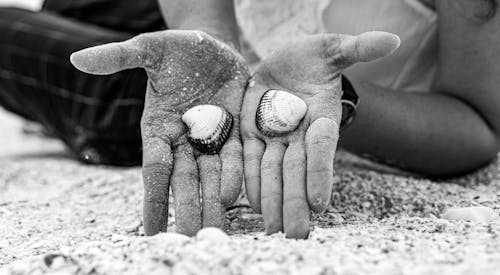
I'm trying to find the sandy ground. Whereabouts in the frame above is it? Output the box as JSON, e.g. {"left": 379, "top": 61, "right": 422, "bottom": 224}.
{"left": 0, "top": 108, "right": 499, "bottom": 275}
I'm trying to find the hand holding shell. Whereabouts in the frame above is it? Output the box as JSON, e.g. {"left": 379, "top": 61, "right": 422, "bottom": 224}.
{"left": 241, "top": 31, "right": 400, "bottom": 239}
{"left": 70, "top": 30, "right": 249, "bottom": 236}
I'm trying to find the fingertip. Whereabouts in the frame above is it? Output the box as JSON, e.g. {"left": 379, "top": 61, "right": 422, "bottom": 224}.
{"left": 356, "top": 31, "right": 401, "bottom": 62}
{"left": 143, "top": 200, "right": 169, "bottom": 235}
{"left": 265, "top": 218, "right": 284, "bottom": 235}
{"left": 250, "top": 201, "right": 262, "bottom": 214}
{"left": 69, "top": 45, "right": 116, "bottom": 75}
{"left": 285, "top": 224, "right": 310, "bottom": 239}
{"left": 69, "top": 49, "right": 93, "bottom": 73}
{"left": 308, "top": 195, "right": 330, "bottom": 213}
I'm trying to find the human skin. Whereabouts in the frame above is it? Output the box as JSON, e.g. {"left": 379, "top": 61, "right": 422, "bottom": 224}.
{"left": 163, "top": 0, "right": 500, "bottom": 236}
{"left": 71, "top": 30, "right": 249, "bottom": 236}
{"left": 243, "top": 0, "right": 500, "bottom": 236}
{"left": 75, "top": 0, "right": 500, "bottom": 237}
{"left": 241, "top": 32, "right": 400, "bottom": 238}
{"left": 71, "top": 0, "right": 246, "bottom": 237}
{"left": 339, "top": 0, "right": 500, "bottom": 177}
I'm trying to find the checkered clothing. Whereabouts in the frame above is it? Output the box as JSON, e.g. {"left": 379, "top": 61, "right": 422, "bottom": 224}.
{"left": 0, "top": 0, "right": 165, "bottom": 165}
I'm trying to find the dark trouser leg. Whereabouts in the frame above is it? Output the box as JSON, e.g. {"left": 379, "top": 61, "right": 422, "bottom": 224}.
{"left": 0, "top": 8, "right": 148, "bottom": 165}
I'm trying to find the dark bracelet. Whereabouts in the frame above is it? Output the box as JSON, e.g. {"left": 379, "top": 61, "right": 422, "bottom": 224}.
{"left": 340, "top": 75, "right": 359, "bottom": 130}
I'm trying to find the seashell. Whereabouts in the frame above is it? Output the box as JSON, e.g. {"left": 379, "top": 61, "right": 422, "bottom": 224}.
{"left": 182, "top": 105, "right": 233, "bottom": 154}
{"left": 256, "top": 90, "right": 307, "bottom": 137}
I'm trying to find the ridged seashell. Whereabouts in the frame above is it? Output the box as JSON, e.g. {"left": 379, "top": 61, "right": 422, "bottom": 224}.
{"left": 256, "top": 90, "right": 307, "bottom": 137}
{"left": 182, "top": 105, "right": 233, "bottom": 154}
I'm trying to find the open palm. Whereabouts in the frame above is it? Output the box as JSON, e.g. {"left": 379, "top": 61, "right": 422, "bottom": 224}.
{"left": 71, "top": 30, "right": 249, "bottom": 236}
{"left": 241, "top": 32, "right": 400, "bottom": 238}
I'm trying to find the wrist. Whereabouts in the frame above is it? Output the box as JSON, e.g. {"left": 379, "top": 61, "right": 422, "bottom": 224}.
{"left": 340, "top": 74, "right": 359, "bottom": 130}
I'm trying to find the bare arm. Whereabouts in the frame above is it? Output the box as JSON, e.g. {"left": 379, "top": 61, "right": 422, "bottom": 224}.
{"left": 158, "top": 0, "right": 239, "bottom": 47}
{"left": 340, "top": 0, "right": 500, "bottom": 177}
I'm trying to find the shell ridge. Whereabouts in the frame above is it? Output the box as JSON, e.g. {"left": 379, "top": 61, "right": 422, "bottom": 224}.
{"left": 256, "top": 89, "right": 307, "bottom": 137}
{"left": 182, "top": 105, "right": 233, "bottom": 154}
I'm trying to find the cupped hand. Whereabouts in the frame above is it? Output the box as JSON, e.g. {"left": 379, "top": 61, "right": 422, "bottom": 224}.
{"left": 241, "top": 32, "right": 400, "bottom": 238}
{"left": 70, "top": 30, "right": 249, "bottom": 236}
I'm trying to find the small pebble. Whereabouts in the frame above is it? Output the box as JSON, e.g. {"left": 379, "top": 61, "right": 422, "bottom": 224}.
{"left": 0, "top": 240, "right": 9, "bottom": 248}
{"left": 196, "top": 227, "right": 230, "bottom": 242}
{"left": 157, "top": 232, "right": 191, "bottom": 244}
{"left": 110, "top": 234, "right": 126, "bottom": 243}
{"left": 442, "top": 207, "right": 498, "bottom": 223}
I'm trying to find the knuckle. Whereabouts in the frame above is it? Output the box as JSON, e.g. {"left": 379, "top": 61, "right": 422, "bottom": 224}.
{"left": 143, "top": 197, "right": 169, "bottom": 207}
{"left": 261, "top": 164, "right": 280, "bottom": 174}
{"left": 244, "top": 175, "right": 261, "bottom": 186}
{"left": 175, "top": 200, "right": 199, "bottom": 210}
{"left": 142, "top": 161, "right": 167, "bottom": 172}
{"left": 283, "top": 157, "right": 305, "bottom": 170}
{"left": 173, "top": 170, "right": 198, "bottom": 181}
{"left": 222, "top": 142, "right": 242, "bottom": 158}
{"left": 142, "top": 148, "right": 172, "bottom": 167}
{"left": 261, "top": 191, "right": 282, "bottom": 201}
{"left": 307, "top": 167, "right": 329, "bottom": 177}
{"left": 244, "top": 153, "right": 262, "bottom": 163}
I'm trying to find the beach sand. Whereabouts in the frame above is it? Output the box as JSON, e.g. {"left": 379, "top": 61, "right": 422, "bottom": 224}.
{"left": 0, "top": 108, "right": 499, "bottom": 275}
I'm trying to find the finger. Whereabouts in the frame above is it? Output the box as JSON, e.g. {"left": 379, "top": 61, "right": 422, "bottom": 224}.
{"left": 283, "top": 142, "right": 310, "bottom": 239}
{"left": 170, "top": 144, "right": 202, "bottom": 236}
{"left": 305, "top": 118, "right": 340, "bottom": 213}
{"left": 243, "top": 138, "right": 265, "bottom": 214}
{"left": 220, "top": 138, "right": 243, "bottom": 207}
{"left": 70, "top": 36, "right": 149, "bottom": 75}
{"left": 197, "top": 155, "right": 225, "bottom": 228}
{"left": 324, "top": 31, "right": 401, "bottom": 69}
{"left": 142, "top": 137, "right": 173, "bottom": 236}
{"left": 261, "top": 142, "right": 287, "bottom": 235}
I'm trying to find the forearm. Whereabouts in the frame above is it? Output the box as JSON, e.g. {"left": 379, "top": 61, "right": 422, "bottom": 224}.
{"left": 340, "top": 80, "right": 500, "bottom": 177}
{"left": 158, "top": 0, "right": 239, "bottom": 47}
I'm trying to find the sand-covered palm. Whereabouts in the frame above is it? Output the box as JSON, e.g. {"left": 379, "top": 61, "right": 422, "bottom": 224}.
{"left": 241, "top": 32, "right": 400, "bottom": 238}
{"left": 71, "top": 30, "right": 249, "bottom": 236}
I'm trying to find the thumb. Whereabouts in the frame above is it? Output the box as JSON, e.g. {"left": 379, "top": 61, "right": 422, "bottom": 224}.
{"left": 349, "top": 31, "right": 401, "bottom": 62}
{"left": 325, "top": 31, "right": 401, "bottom": 69}
{"left": 70, "top": 36, "right": 150, "bottom": 75}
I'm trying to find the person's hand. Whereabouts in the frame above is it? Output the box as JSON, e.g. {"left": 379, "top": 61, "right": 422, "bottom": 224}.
{"left": 70, "top": 30, "right": 249, "bottom": 236}
{"left": 241, "top": 32, "right": 400, "bottom": 238}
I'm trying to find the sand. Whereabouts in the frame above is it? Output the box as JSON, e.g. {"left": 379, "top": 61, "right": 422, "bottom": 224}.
{"left": 0, "top": 108, "right": 500, "bottom": 275}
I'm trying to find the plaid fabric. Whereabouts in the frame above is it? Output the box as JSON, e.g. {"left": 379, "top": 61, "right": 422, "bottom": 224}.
{"left": 42, "top": 0, "right": 165, "bottom": 34}
{"left": 0, "top": 3, "right": 164, "bottom": 165}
